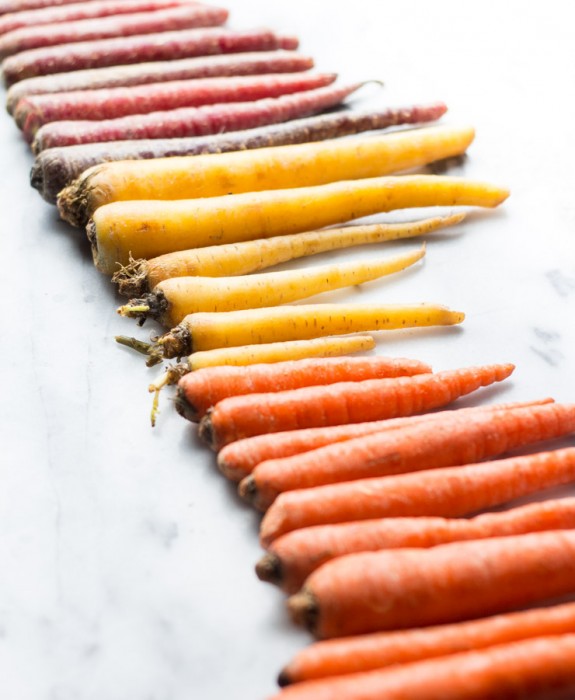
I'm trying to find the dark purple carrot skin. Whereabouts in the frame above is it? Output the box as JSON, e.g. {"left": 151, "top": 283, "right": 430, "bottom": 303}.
{"left": 7, "top": 51, "right": 314, "bottom": 116}
{"left": 31, "top": 81, "right": 371, "bottom": 152}
{"left": 17, "top": 72, "right": 338, "bottom": 139}
{"left": 2, "top": 27, "right": 300, "bottom": 87}
{"left": 0, "top": 5, "right": 229, "bottom": 60}
{"left": 32, "top": 103, "right": 447, "bottom": 203}
{"left": 0, "top": 0, "right": 196, "bottom": 36}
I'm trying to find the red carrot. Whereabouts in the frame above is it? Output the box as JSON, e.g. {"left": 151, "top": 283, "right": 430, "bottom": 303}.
{"left": 2, "top": 27, "right": 299, "bottom": 86}
{"left": 177, "top": 356, "right": 432, "bottom": 424}
{"left": 241, "top": 401, "right": 575, "bottom": 511}
{"left": 270, "top": 634, "right": 575, "bottom": 699}
{"left": 197, "top": 363, "right": 514, "bottom": 451}
{"left": 217, "top": 398, "right": 553, "bottom": 481}
{"left": 287, "top": 530, "right": 575, "bottom": 638}
{"left": 258, "top": 497, "right": 575, "bottom": 594}
{"left": 258, "top": 446, "right": 575, "bottom": 546}
{"left": 31, "top": 82, "right": 367, "bottom": 151}
{"left": 17, "top": 72, "right": 338, "bottom": 139}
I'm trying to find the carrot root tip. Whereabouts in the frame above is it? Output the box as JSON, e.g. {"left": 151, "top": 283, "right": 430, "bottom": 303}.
{"left": 276, "top": 670, "right": 292, "bottom": 688}
{"left": 238, "top": 475, "right": 258, "bottom": 506}
{"left": 174, "top": 387, "right": 201, "bottom": 424}
{"left": 117, "top": 290, "right": 167, "bottom": 326}
{"left": 255, "top": 553, "right": 283, "bottom": 586}
{"left": 111, "top": 256, "right": 149, "bottom": 298}
{"left": 157, "top": 325, "right": 192, "bottom": 359}
{"left": 287, "top": 589, "right": 319, "bottom": 633}
{"left": 197, "top": 413, "right": 216, "bottom": 448}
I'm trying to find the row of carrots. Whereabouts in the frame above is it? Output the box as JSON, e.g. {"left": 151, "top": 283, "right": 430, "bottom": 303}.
{"left": 5, "top": 0, "right": 573, "bottom": 698}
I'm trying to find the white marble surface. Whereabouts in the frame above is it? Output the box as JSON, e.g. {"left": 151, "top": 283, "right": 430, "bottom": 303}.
{"left": 1, "top": 1, "right": 575, "bottom": 698}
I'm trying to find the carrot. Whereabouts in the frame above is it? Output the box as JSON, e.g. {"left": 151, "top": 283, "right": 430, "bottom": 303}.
{"left": 31, "top": 103, "right": 447, "bottom": 204}
{"left": 0, "top": 5, "right": 229, "bottom": 59}
{"left": 88, "top": 175, "right": 508, "bottom": 275}
{"left": 33, "top": 81, "right": 365, "bottom": 153}
{"left": 117, "top": 246, "right": 427, "bottom": 327}
{"left": 258, "top": 498, "right": 575, "bottom": 594}
{"left": 174, "top": 354, "right": 432, "bottom": 423}
{"left": 269, "top": 634, "right": 575, "bottom": 699}
{"left": 18, "top": 71, "right": 339, "bottom": 142}
{"left": 241, "top": 400, "right": 575, "bottom": 511}
{"left": 217, "top": 398, "right": 553, "bottom": 482}
{"left": 58, "top": 123, "right": 472, "bottom": 227}
{"left": 258, "top": 445, "right": 575, "bottom": 547}
{"left": 156, "top": 303, "right": 465, "bottom": 359}
{"left": 2, "top": 27, "right": 298, "bottom": 86}
{"left": 287, "top": 530, "right": 575, "bottom": 637}
{"left": 196, "top": 363, "right": 514, "bottom": 450}
{"left": 112, "top": 215, "right": 464, "bottom": 298}
{"left": 0, "top": 0, "right": 99, "bottom": 14}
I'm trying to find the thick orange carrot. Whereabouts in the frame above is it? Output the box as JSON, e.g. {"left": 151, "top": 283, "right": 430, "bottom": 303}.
{"left": 259, "top": 446, "right": 575, "bottom": 546}
{"left": 258, "top": 497, "right": 575, "bottom": 594}
{"left": 269, "top": 634, "right": 575, "bottom": 699}
{"left": 241, "top": 401, "right": 575, "bottom": 511}
{"left": 176, "top": 355, "right": 432, "bottom": 423}
{"left": 287, "top": 530, "right": 575, "bottom": 638}
{"left": 217, "top": 398, "right": 553, "bottom": 481}
{"left": 196, "top": 363, "right": 514, "bottom": 450}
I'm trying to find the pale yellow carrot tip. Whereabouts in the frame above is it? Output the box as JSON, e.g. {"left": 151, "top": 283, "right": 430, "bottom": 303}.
{"left": 115, "top": 335, "right": 164, "bottom": 366}
{"left": 148, "top": 363, "right": 189, "bottom": 427}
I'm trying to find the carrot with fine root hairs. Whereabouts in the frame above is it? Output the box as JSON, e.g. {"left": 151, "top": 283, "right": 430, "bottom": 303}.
{"left": 287, "top": 530, "right": 575, "bottom": 638}
{"left": 217, "top": 398, "right": 554, "bottom": 482}
{"left": 196, "top": 363, "right": 514, "bottom": 450}
{"left": 88, "top": 175, "right": 508, "bottom": 275}
{"left": 58, "top": 124, "right": 472, "bottom": 227}
{"left": 19, "top": 71, "right": 339, "bottom": 143}
{"left": 278, "top": 601, "right": 575, "bottom": 685}
{"left": 2, "top": 27, "right": 298, "bottom": 86}
{"left": 241, "top": 399, "right": 575, "bottom": 511}
{"left": 117, "top": 246, "right": 427, "bottom": 327}
{"left": 259, "top": 497, "right": 575, "bottom": 595}
{"left": 270, "top": 634, "right": 575, "bottom": 700}
{"left": 259, "top": 445, "right": 575, "bottom": 547}
{"left": 32, "top": 103, "right": 448, "bottom": 204}
{"left": 0, "top": 5, "right": 229, "bottom": 60}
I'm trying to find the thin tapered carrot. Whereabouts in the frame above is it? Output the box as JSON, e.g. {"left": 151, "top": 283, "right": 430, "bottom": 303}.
{"left": 196, "top": 363, "right": 514, "bottom": 450}
{"left": 113, "top": 215, "right": 465, "bottom": 298}
{"left": 258, "top": 497, "right": 575, "bottom": 594}
{"left": 269, "top": 634, "right": 575, "bottom": 699}
{"left": 117, "top": 246, "right": 427, "bottom": 327}
{"left": 240, "top": 400, "right": 575, "bottom": 511}
{"left": 88, "top": 175, "right": 508, "bottom": 275}
{"left": 217, "top": 398, "right": 554, "bottom": 481}
{"left": 259, "top": 445, "right": 575, "bottom": 547}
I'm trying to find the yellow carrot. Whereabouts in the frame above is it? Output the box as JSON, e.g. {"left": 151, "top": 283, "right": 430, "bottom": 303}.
{"left": 88, "top": 175, "right": 509, "bottom": 274}
{"left": 59, "top": 124, "right": 475, "bottom": 226}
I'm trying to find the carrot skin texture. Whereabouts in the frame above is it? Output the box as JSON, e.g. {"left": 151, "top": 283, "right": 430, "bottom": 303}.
{"left": 260, "top": 498, "right": 575, "bottom": 594}
{"left": 217, "top": 398, "right": 554, "bottom": 482}
{"left": 34, "top": 81, "right": 363, "bottom": 153}
{"left": 197, "top": 363, "right": 514, "bottom": 450}
{"left": 31, "top": 103, "right": 447, "bottom": 204}
{"left": 2, "top": 27, "right": 298, "bottom": 86}
{"left": 0, "top": 5, "right": 229, "bottom": 59}
{"left": 242, "top": 400, "right": 575, "bottom": 511}
{"left": 270, "top": 634, "right": 575, "bottom": 700}
{"left": 0, "top": 0, "right": 101, "bottom": 14}
{"left": 259, "top": 445, "right": 575, "bottom": 546}
{"left": 177, "top": 355, "right": 432, "bottom": 423}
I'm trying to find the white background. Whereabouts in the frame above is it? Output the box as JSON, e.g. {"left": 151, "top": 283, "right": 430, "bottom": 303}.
{"left": 1, "top": 1, "right": 575, "bottom": 698}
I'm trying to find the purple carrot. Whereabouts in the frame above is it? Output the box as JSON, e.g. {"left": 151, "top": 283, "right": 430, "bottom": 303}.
{"left": 0, "top": 5, "right": 228, "bottom": 59}
{"left": 0, "top": 0, "right": 195, "bottom": 36}
{"left": 17, "top": 72, "right": 338, "bottom": 139}
{"left": 6, "top": 51, "right": 314, "bottom": 115}
{"left": 2, "top": 27, "right": 299, "bottom": 86}
{"left": 31, "top": 81, "right": 371, "bottom": 152}
{"left": 0, "top": 0, "right": 97, "bottom": 15}
{"left": 31, "top": 103, "right": 447, "bottom": 203}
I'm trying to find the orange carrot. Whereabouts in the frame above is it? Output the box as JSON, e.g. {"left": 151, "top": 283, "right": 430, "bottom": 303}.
{"left": 269, "top": 634, "right": 575, "bottom": 699}
{"left": 259, "top": 446, "right": 575, "bottom": 546}
{"left": 217, "top": 398, "right": 553, "bottom": 481}
{"left": 278, "top": 601, "right": 575, "bottom": 685}
{"left": 241, "top": 401, "right": 575, "bottom": 511}
{"left": 196, "top": 363, "right": 515, "bottom": 450}
{"left": 176, "top": 355, "right": 432, "bottom": 423}
{"left": 287, "top": 530, "right": 575, "bottom": 638}
{"left": 258, "top": 497, "right": 575, "bottom": 594}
